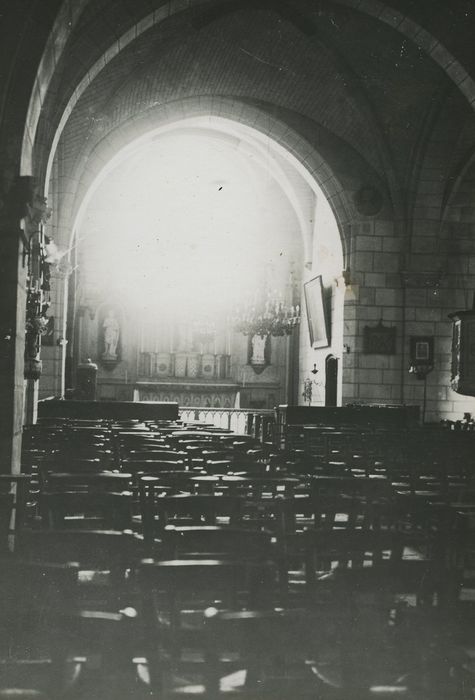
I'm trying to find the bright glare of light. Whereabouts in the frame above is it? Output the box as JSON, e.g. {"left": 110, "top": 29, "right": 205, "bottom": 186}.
{"left": 79, "top": 131, "right": 300, "bottom": 321}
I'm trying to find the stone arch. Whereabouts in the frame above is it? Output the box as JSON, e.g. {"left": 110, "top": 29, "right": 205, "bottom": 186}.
{"left": 56, "top": 107, "right": 347, "bottom": 409}
{"left": 59, "top": 98, "right": 351, "bottom": 272}
{"left": 37, "top": 0, "right": 475, "bottom": 203}
{"left": 20, "top": 0, "right": 91, "bottom": 176}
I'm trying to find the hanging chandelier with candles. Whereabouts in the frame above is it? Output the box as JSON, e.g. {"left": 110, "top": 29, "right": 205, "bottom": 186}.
{"left": 234, "top": 289, "right": 300, "bottom": 337}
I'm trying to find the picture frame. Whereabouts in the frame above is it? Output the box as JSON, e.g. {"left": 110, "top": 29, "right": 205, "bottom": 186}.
{"left": 410, "top": 336, "right": 434, "bottom": 365}
{"left": 303, "top": 275, "right": 330, "bottom": 348}
{"left": 363, "top": 321, "right": 396, "bottom": 355}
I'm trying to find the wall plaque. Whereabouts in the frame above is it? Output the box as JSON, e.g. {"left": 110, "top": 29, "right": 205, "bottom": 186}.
{"left": 363, "top": 320, "right": 396, "bottom": 355}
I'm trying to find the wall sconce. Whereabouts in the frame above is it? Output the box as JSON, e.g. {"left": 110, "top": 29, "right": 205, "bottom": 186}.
{"left": 408, "top": 363, "right": 433, "bottom": 380}
{"left": 408, "top": 336, "right": 434, "bottom": 423}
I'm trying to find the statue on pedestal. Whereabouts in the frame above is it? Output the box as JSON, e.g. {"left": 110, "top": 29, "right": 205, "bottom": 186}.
{"left": 102, "top": 309, "right": 120, "bottom": 360}
{"left": 251, "top": 334, "right": 267, "bottom": 365}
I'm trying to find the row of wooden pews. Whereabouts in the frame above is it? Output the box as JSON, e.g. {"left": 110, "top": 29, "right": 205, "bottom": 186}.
{"left": 0, "top": 416, "right": 472, "bottom": 698}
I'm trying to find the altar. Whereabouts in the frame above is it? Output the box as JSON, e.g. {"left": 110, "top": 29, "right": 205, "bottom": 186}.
{"left": 134, "top": 381, "right": 240, "bottom": 408}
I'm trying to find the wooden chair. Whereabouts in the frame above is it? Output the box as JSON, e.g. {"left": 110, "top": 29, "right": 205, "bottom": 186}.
{"left": 137, "top": 604, "right": 328, "bottom": 699}
{"left": 44, "top": 471, "right": 133, "bottom": 493}
{"left": 157, "top": 526, "right": 285, "bottom": 605}
{"left": 220, "top": 475, "right": 301, "bottom": 499}
{"left": 272, "top": 492, "right": 378, "bottom": 540}
{"left": 325, "top": 548, "right": 464, "bottom": 698}
{"left": 124, "top": 449, "right": 187, "bottom": 462}
{"left": 17, "top": 528, "right": 143, "bottom": 610}
{"left": 121, "top": 459, "right": 187, "bottom": 476}
{"left": 39, "top": 490, "right": 134, "bottom": 530}
{"left": 310, "top": 474, "right": 393, "bottom": 500}
{"left": 159, "top": 525, "right": 272, "bottom": 558}
{"left": 302, "top": 528, "right": 459, "bottom": 613}
{"left": 200, "top": 448, "right": 233, "bottom": 461}
{"left": 117, "top": 435, "right": 171, "bottom": 462}
{"left": 56, "top": 608, "right": 141, "bottom": 700}
{"left": 200, "top": 607, "right": 325, "bottom": 699}
{"left": 139, "top": 471, "right": 202, "bottom": 495}
{"left": 37, "top": 458, "right": 107, "bottom": 480}
{"left": 190, "top": 475, "right": 223, "bottom": 494}
{"left": 218, "top": 435, "right": 261, "bottom": 451}
{"left": 17, "top": 527, "right": 141, "bottom": 563}
{"left": 281, "top": 494, "right": 391, "bottom": 601}
{"left": 291, "top": 526, "right": 463, "bottom": 698}
{"left": 200, "top": 459, "right": 232, "bottom": 475}
{"left": 141, "top": 489, "right": 242, "bottom": 541}
{"left": 138, "top": 558, "right": 278, "bottom": 696}
{"left": 0, "top": 558, "right": 79, "bottom": 699}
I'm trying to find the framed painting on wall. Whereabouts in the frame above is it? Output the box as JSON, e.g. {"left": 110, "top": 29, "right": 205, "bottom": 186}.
{"left": 363, "top": 321, "right": 396, "bottom": 355}
{"left": 409, "top": 336, "right": 434, "bottom": 365}
{"left": 303, "top": 275, "right": 330, "bottom": 348}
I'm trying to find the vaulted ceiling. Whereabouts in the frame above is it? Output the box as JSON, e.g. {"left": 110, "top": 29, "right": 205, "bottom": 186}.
{"left": 6, "top": 0, "right": 475, "bottom": 244}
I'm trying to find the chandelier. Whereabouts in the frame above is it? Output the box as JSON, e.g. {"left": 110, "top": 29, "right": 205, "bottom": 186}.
{"left": 234, "top": 290, "right": 300, "bottom": 337}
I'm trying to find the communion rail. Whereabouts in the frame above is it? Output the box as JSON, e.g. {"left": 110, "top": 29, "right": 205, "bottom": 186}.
{"left": 179, "top": 407, "right": 275, "bottom": 442}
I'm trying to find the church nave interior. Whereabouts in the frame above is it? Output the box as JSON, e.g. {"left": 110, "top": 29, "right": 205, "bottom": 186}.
{"left": 2, "top": 1, "right": 475, "bottom": 697}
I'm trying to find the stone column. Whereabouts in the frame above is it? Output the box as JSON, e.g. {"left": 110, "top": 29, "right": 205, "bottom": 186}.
{"left": 39, "top": 260, "right": 71, "bottom": 400}
{"left": 22, "top": 193, "right": 52, "bottom": 426}
{"left": 0, "top": 177, "right": 32, "bottom": 473}
{"left": 58, "top": 264, "right": 72, "bottom": 399}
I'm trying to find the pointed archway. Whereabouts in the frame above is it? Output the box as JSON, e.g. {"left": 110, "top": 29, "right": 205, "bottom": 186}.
{"left": 46, "top": 113, "right": 345, "bottom": 409}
